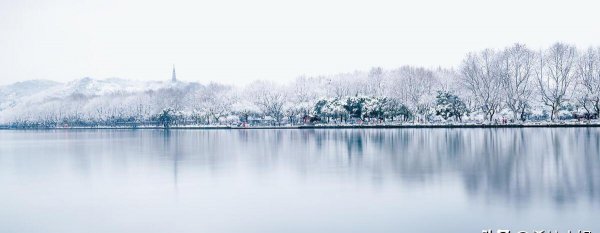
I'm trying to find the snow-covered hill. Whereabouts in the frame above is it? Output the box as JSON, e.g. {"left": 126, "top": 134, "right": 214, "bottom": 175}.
{"left": 0, "top": 80, "right": 61, "bottom": 111}
{"left": 1, "top": 77, "right": 177, "bottom": 102}
{"left": 53, "top": 77, "right": 167, "bottom": 97}
{"left": 0, "top": 78, "right": 194, "bottom": 123}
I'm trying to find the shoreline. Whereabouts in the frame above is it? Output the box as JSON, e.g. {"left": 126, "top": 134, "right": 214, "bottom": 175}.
{"left": 2, "top": 123, "right": 600, "bottom": 130}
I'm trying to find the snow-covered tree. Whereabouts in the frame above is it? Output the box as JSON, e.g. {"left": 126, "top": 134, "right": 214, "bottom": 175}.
{"left": 535, "top": 43, "right": 578, "bottom": 121}
{"left": 435, "top": 91, "right": 468, "bottom": 122}
{"left": 246, "top": 81, "right": 287, "bottom": 125}
{"left": 314, "top": 98, "right": 347, "bottom": 123}
{"left": 385, "top": 66, "right": 439, "bottom": 121}
{"left": 499, "top": 44, "right": 535, "bottom": 121}
{"left": 200, "top": 83, "right": 234, "bottom": 124}
{"left": 382, "top": 98, "right": 412, "bottom": 121}
{"left": 574, "top": 47, "right": 600, "bottom": 118}
{"left": 367, "top": 67, "right": 385, "bottom": 96}
{"left": 363, "top": 97, "right": 387, "bottom": 120}
{"left": 461, "top": 49, "right": 503, "bottom": 121}
{"left": 156, "top": 108, "right": 176, "bottom": 128}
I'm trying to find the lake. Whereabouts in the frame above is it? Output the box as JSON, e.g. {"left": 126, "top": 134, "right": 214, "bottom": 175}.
{"left": 0, "top": 128, "right": 599, "bottom": 233}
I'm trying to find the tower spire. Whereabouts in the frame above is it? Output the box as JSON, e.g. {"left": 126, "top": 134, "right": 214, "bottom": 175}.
{"left": 171, "top": 65, "right": 177, "bottom": 82}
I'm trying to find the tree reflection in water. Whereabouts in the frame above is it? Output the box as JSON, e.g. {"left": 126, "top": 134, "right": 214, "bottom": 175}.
{"left": 151, "top": 128, "right": 600, "bottom": 207}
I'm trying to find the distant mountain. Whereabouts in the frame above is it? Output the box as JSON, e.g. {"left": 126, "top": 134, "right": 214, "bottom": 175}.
{"left": 41, "top": 77, "right": 167, "bottom": 98}
{"left": 0, "top": 78, "right": 185, "bottom": 115}
{"left": 0, "top": 80, "right": 61, "bottom": 111}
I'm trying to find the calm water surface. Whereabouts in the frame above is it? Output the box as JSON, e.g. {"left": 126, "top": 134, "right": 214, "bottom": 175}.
{"left": 1, "top": 128, "right": 599, "bottom": 233}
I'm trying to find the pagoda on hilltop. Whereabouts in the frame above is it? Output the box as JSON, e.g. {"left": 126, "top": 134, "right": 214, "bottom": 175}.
{"left": 171, "top": 65, "right": 177, "bottom": 82}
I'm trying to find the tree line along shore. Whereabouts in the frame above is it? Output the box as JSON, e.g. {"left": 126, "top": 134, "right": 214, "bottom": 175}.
{"left": 1, "top": 42, "right": 599, "bottom": 129}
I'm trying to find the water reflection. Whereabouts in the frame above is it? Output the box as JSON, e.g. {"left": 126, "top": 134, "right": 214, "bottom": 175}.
{"left": 151, "top": 128, "right": 600, "bottom": 207}
{"left": 2, "top": 128, "right": 600, "bottom": 208}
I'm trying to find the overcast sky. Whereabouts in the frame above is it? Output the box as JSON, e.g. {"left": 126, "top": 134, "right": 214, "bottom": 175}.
{"left": 0, "top": 0, "right": 598, "bottom": 85}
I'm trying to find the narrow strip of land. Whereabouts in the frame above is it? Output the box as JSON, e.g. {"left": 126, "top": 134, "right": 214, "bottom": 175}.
{"left": 3, "top": 123, "right": 600, "bottom": 130}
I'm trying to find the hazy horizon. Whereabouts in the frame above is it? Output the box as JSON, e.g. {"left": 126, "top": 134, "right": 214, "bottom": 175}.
{"left": 1, "top": 0, "right": 599, "bottom": 85}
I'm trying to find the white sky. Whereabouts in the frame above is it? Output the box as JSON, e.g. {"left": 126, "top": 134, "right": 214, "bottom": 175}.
{"left": 1, "top": 0, "right": 599, "bottom": 85}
